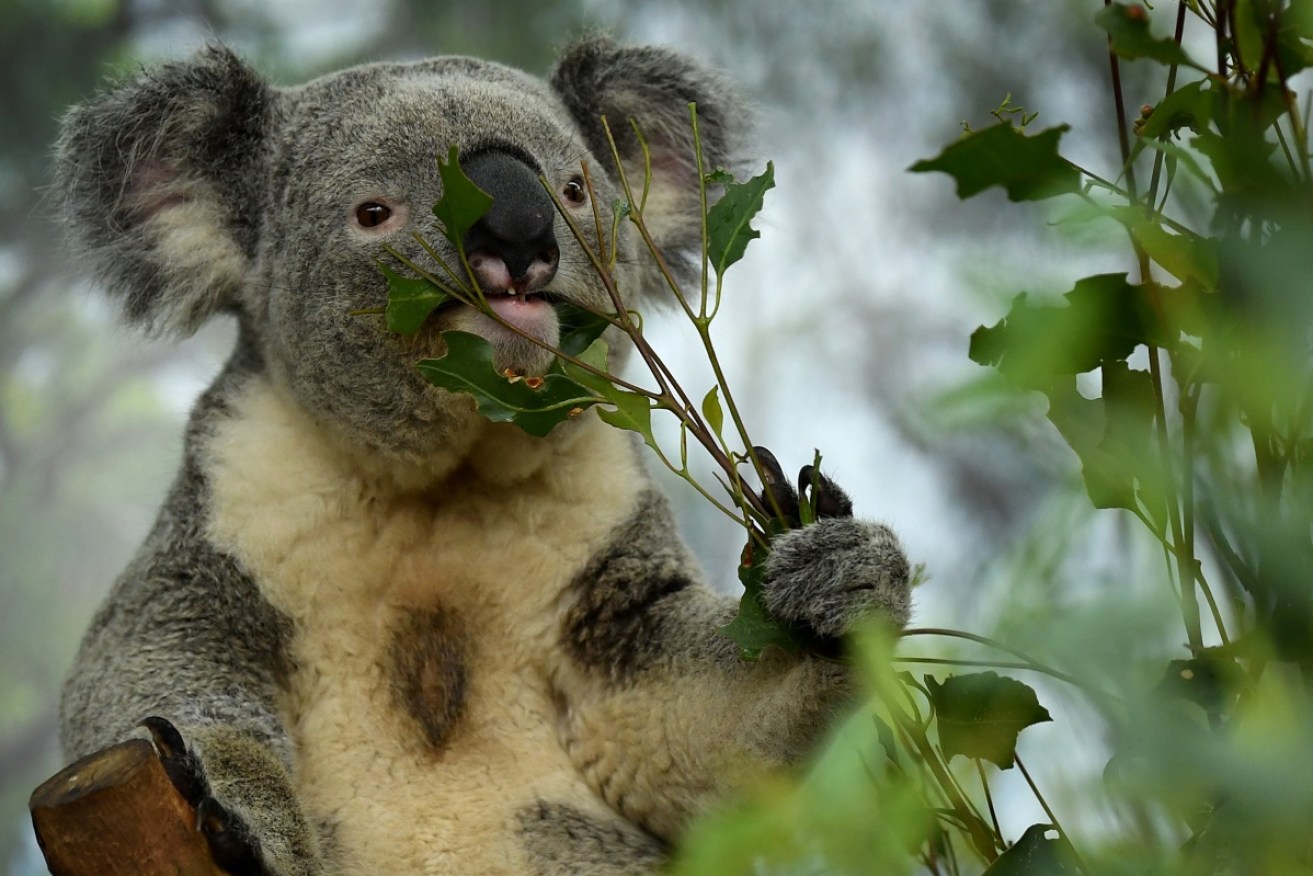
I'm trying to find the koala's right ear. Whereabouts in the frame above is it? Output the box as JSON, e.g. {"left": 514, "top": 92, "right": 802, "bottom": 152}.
{"left": 55, "top": 46, "right": 273, "bottom": 337}
{"left": 551, "top": 38, "right": 749, "bottom": 272}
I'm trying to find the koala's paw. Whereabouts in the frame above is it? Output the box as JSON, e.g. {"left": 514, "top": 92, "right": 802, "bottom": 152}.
{"left": 761, "top": 518, "right": 911, "bottom": 639}
{"left": 141, "top": 717, "right": 273, "bottom": 876}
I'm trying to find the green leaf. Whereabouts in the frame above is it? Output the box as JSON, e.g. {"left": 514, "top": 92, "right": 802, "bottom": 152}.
{"left": 706, "top": 162, "right": 776, "bottom": 276}
{"left": 1138, "top": 80, "right": 1210, "bottom": 140}
{"left": 415, "top": 331, "right": 600, "bottom": 437}
{"left": 1278, "top": 1, "right": 1313, "bottom": 73}
{"left": 1106, "top": 207, "right": 1219, "bottom": 289}
{"left": 382, "top": 263, "right": 453, "bottom": 335}
{"left": 433, "top": 145, "right": 494, "bottom": 251}
{"left": 910, "top": 123, "right": 1081, "bottom": 202}
{"left": 1155, "top": 650, "right": 1247, "bottom": 716}
{"left": 1194, "top": 128, "right": 1285, "bottom": 204}
{"left": 1234, "top": 0, "right": 1269, "bottom": 77}
{"left": 1095, "top": 3, "right": 1204, "bottom": 69}
{"left": 871, "top": 714, "right": 900, "bottom": 766}
{"left": 717, "top": 540, "right": 805, "bottom": 661}
{"left": 560, "top": 342, "right": 658, "bottom": 450}
{"left": 1294, "top": 0, "right": 1313, "bottom": 40}
{"left": 1043, "top": 382, "right": 1138, "bottom": 513}
{"left": 926, "top": 672, "right": 1052, "bottom": 769}
{"left": 1227, "top": 0, "right": 1313, "bottom": 77}
{"left": 595, "top": 394, "right": 654, "bottom": 443}
{"left": 555, "top": 303, "right": 612, "bottom": 357}
{"left": 970, "top": 275, "right": 1178, "bottom": 515}
{"left": 701, "top": 386, "right": 724, "bottom": 438}
{"left": 968, "top": 274, "right": 1158, "bottom": 383}
{"left": 982, "top": 825, "right": 1079, "bottom": 875}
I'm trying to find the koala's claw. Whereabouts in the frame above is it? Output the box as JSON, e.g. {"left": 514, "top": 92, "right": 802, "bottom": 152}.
{"left": 141, "top": 716, "right": 207, "bottom": 805}
{"left": 140, "top": 716, "right": 271, "bottom": 876}
{"left": 762, "top": 518, "right": 911, "bottom": 638}
{"left": 754, "top": 446, "right": 802, "bottom": 526}
{"left": 796, "top": 463, "right": 853, "bottom": 520}
{"left": 754, "top": 446, "right": 854, "bottom": 527}
{"left": 198, "top": 797, "right": 271, "bottom": 876}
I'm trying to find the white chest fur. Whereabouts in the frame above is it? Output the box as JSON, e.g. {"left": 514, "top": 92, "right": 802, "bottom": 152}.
{"left": 202, "top": 378, "right": 645, "bottom": 873}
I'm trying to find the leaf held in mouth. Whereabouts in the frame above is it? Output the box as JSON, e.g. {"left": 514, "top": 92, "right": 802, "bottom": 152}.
{"left": 417, "top": 332, "right": 602, "bottom": 436}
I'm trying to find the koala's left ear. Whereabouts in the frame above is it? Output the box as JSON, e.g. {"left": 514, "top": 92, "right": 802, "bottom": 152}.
{"left": 550, "top": 37, "right": 749, "bottom": 271}
{"left": 55, "top": 45, "right": 273, "bottom": 337}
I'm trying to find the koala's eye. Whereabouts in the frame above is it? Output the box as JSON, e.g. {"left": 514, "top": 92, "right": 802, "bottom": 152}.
{"left": 562, "top": 178, "right": 587, "bottom": 206}
{"left": 355, "top": 202, "right": 393, "bottom": 228}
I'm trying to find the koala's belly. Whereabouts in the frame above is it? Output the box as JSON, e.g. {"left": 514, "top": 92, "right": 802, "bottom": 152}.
{"left": 202, "top": 379, "right": 653, "bottom": 873}
{"left": 284, "top": 600, "right": 620, "bottom": 875}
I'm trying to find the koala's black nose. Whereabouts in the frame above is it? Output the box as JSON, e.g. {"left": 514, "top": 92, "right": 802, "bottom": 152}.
{"left": 460, "top": 149, "right": 559, "bottom": 290}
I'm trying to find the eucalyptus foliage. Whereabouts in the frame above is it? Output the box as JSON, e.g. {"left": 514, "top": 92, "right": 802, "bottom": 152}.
{"left": 379, "top": 4, "right": 1313, "bottom": 871}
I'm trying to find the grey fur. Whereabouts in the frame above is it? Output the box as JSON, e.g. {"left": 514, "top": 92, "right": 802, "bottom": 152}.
{"left": 60, "top": 342, "right": 323, "bottom": 874}
{"left": 563, "top": 489, "right": 699, "bottom": 684}
{"left": 54, "top": 47, "right": 272, "bottom": 336}
{"left": 762, "top": 519, "right": 912, "bottom": 638}
{"left": 555, "top": 492, "right": 869, "bottom": 838}
{"left": 517, "top": 800, "right": 666, "bottom": 875}
{"left": 54, "top": 38, "right": 912, "bottom": 875}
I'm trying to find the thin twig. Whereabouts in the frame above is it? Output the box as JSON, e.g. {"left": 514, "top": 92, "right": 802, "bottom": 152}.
{"left": 899, "top": 628, "right": 1120, "bottom": 706}
{"left": 976, "top": 760, "right": 1002, "bottom": 844}
{"left": 1147, "top": 2, "right": 1191, "bottom": 205}
{"left": 1015, "top": 754, "right": 1086, "bottom": 872}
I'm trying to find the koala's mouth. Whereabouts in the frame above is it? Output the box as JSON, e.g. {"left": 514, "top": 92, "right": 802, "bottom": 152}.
{"left": 481, "top": 288, "right": 564, "bottom": 306}
{"left": 431, "top": 289, "right": 562, "bottom": 366}
{"left": 413, "top": 288, "right": 569, "bottom": 375}
{"left": 481, "top": 289, "right": 560, "bottom": 338}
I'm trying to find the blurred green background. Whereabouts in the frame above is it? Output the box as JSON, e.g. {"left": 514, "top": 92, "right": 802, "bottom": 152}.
{"left": 0, "top": 1, "right": 1141, "bottom": 872}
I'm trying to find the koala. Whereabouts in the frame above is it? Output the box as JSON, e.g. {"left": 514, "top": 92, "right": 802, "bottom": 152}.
{"left": 53, "top": 38, "right": 912, "bottom": 876}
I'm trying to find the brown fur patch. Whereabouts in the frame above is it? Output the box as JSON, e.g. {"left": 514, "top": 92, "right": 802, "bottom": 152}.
{"left": 389, "top": 606, "right": 468, "bottom": 752}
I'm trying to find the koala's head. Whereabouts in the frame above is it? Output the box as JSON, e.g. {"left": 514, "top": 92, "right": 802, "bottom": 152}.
{"left": 55, "top": 39, "right": 745, "bottom": 468}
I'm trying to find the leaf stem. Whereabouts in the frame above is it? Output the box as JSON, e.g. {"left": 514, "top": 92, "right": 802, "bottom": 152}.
{"left": 976, "top": 760, "right": 1002, "bottom": 844}
{"left": 552, "top": 152, "right": 768, "bottom": 532}
{"left": 1149, "top": 345, "right": 1205, "bottom": 655}
{"left": 599, "top": 117, "right": 775, "bottom": 528}
{"left": 1013, "top": 754, "right": 1085, "bottom": 871}
{"left": 900, "top": 628, "right": 1119, "bottom": 706}
{"left": 1147, "top": 2, "right": 1191, "bottom": 207}
{"left": 691, "top": 105, "right": 713, "bottom": 320}
{"left": 1104, "top": 0, "right": 1140, "bottom": 200}
{"left": 891, "top": 718, "right": 996, "bottom": 863}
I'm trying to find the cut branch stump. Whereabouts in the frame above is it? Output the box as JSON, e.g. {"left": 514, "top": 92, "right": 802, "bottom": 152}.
{"left": 29, "top": 738, "right": 225, "bottom": 876}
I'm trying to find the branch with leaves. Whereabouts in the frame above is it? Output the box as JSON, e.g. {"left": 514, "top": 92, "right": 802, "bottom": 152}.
{"left": 373, "top": 119, "right": 847, "bottom": 660}
{"left": 372, "top": 103, "right": 1089, "bottom": 873}
{"left": 900, "top": 2, "right": 1313, "bottom": 873}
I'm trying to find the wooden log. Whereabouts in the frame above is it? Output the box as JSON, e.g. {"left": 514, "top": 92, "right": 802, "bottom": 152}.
{"left": 30, "top": 738, "right": 226, "bottom": 876}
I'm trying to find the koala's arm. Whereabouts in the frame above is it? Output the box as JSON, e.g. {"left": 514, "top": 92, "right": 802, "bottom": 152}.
{"left": 62, "top": 462, "right": 322, "bottom": 876}
{"left": 552, "top": 490, "right": 910, "bottom": 839}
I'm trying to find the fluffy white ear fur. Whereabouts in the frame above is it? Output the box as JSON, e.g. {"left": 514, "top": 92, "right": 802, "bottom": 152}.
{"left": 135, "top": 195, "right": 249, "bottom": 337}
